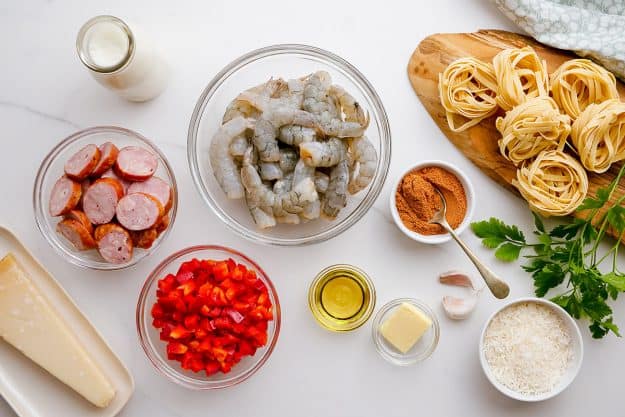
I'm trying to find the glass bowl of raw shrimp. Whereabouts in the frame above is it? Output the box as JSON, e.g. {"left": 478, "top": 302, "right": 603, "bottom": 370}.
{"left": 187, "top": 44, "right": 391, "bottom": 246}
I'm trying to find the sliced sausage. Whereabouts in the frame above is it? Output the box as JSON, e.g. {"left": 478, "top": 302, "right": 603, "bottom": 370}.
{"left": 91, "top": 142, "right": 119, "bottom": 177}
{"left": 94, "top": 224, "right": 133, "bottom": 264}
{"left": 49, "top": 176, "right": 82, "bottom": 216}
{"left": 113, "top": 146, "right": 158, "bottom": 181}
{"left": 83, "top": 178, "right": 124, "bottom": 225}
{"left": 64, "top": 209, "right": 93, "bottom": 235}
{"left": 101, "top": 168, "right": 130, "bottom": 193}
{"left": 155, "top": 214, "right": 170, "bottom": 234}
{"left": 76, "top": 178, "right": 92, "bottom": 209}
{"left": 116, "top": 193, "right": 163, "bottom": 231}
{"left": 64, "top": 144, "right": 101, "bottom": 180}
{"left": 127, "top": 177, "right": 173, "bottom": 212}
{"left": 130, "top": 228, "right": 158, "bottom": 249}
{"left": 56, "top": 219, "right": 96, "bottom": 250}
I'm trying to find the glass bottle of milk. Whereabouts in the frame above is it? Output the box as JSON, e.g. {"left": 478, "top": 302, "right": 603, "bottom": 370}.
{"left": 76, "top": 15, "right": 169, "bottom": 102}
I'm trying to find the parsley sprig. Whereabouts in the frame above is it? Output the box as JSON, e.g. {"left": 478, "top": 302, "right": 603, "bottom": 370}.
{"left": 471, "top": 164, "right": 625, "bottom": 338}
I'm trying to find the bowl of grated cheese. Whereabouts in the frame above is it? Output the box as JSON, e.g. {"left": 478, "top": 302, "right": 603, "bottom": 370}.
{"left": 479, "top": 298, "right": 583, "bottom": 402}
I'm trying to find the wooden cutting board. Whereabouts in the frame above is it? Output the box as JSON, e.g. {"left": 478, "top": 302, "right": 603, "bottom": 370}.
{"left": 408, "top": 29, "right": 625, "bottom": 241}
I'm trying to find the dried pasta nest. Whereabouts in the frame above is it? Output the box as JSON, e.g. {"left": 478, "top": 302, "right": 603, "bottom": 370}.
{"left": 514, "top": 150, "right": 588, "bottom": 217}
{"left": 438, "top": 57, "right": 499, "bottom": 132}
{"left": 496, "top": 96, "right": 570, "bottom": 166}
{"left": 550, "top": 59, "right": 619, "bottom": 120}
{"left": 571, "top": 99, "right": 625, "bottom": 173}
{"left": 493, "top": 47, "right": 549, "bottom": 111}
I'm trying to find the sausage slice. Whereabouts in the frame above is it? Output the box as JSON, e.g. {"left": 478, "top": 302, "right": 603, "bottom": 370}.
{"left": 64, "top": 209, "right": 93, "bottom": 235}
{"left": 127, "top": 177, "right": 173, "bottom": 212}
{"left": 130, "top": 228, "right": 158, "bottom": 249}
{"left": 101, "top": 168, "right": 130, "bottom": 193}
{"left": 64, "top": 144, "right": 101, "bottom": 180}
{"left": 49, "top": 176, "right": 82, "bottom": 216}
{"left": 56, "top": 219, "right": 96, "bottom": 250}
{"left": 83, "top": 178, "right": 124, "bottom": 225}
{"left": 91, "top": 142, "right": 119, "bottom": 177}
{"left": 116, "top": 193, "right": 163, "bottom": 231}
{"left": 155, "top": 214, "right": 170, "bottom": 234}
{"left": 94, "top": 224, "right": 133, "bottom": 264}
{"left": 114, "top": 146, "right": 158, "bottom": 181}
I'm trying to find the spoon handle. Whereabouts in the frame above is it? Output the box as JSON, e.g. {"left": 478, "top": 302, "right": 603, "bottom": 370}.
{"left": 440, "top": 222, "right": 510, "bottom": 299}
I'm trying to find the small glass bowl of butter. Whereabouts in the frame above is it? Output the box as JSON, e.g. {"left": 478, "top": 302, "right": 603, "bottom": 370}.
{"left": 372, "top": 298, "right": 440, "bottom": 365}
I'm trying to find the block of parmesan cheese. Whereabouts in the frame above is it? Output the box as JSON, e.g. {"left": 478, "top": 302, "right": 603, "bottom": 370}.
{"left": 0, "top": 253, "right": 115, "bottom": 407}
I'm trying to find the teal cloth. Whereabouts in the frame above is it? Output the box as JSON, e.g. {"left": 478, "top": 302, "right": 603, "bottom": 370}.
{"left": 493, "top": 0, "right": 625, "bottom": 80}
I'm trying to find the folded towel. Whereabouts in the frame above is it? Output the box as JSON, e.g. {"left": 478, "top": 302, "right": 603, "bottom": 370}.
{"left": 493, "top": 0, "right": 625, "bottom": 80}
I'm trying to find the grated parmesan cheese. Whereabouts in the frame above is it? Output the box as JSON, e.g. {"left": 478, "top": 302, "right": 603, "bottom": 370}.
{"left": 483, "top": 302, "right": 573, "bottom": 395}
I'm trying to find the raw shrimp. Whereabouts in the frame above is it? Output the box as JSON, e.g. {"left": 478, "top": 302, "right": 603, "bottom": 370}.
{"left": 300, "top": 138, "right": 347, "bottom": 167}
{"left": 272, "top": 179, "right": 317, "bottom": 216}
{"left": 223, "top": 99, "right": 261, "bottom": 123}
{"left": 273, "top": 173, "right": 293, "bottom": 194}
{"left": 259, "top": 162, "right": 283, "bottom": 181}
{"left": 329, "top": 84, "right": 369, "bottom": 126}
{"left": 303, "top": 71, "right": 339, "bottom": 125}
{"left": 229, "top": 135, "right": 249, "bottom": 157}
{"left": 301, "top": 199, "right": 321, "bottom": 220}
{"left": 322, "top": 159, "right": 349, "bottom": 218}
{"left": 314, "top": 171, "right": 329, "bottom": 193}
{"left": 348, "top": 136, "right": 377, "bottom": 194}
{"left": 237, "top": 78, "right": 300, "bottom": 112}
{"left": 318, "top": 118, "right": 367, "bottom": 138}
{"left": 279, "top": 148, "right": 298, "bottom": 174}
{"left": 254, "top": 108, "right": 317, "bottom": 162}
{"left": 241, "top": 149, "right": 317, "bottom": 220}
{"left": 223, "top": 83, "right": 265, "bottom": 123}
{"left": 209, "top": 116, "right": 252, "bottom": 199}
{"left": 292, "top": 159, "right": 315, "bottom": 188}
{"left": 278, "top": 125, "right": 317, "bottom": 146}
{"left": 253, "top": 119, "right": 280, "bottom": 162}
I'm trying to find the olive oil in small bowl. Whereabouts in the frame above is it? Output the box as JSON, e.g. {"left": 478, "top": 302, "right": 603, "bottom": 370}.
{"left": 308, "top": 264, "right": 376, "bottom": 332}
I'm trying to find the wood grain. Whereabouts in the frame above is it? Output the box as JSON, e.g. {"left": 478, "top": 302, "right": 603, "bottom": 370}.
{"left": 407, "top": 29, "right": 625, "bottom": 241}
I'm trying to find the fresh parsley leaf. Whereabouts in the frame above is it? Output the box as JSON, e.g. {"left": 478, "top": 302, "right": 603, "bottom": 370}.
{"left": 495, "top": 243, "right": 523, "bottom": 262}
{"left": 532, "top": 263, "right": 565, "bottom": 297}
{"left": 590, "top": 321, "right": 609, "bottom": 338}
{"left": 532, "top": 212, "right": 545, "bottom": 233}
{"left": 607, "top": 206, "right": 625, "bottom": 234}
{"left": 600, "top": 272, "right": 625, "bottom": 291}
{"left": 549, "top": 221, "right": 582, "bottom": 239}
{"left": 481, "top": 237, "right": 505, "bottom": 249}
{"left": 471, "top": 218, "right": 525, "bottom": 243}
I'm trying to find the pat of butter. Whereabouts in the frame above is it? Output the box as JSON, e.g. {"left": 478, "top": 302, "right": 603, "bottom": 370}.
{"left": 380, "top": 302, "right": 432, "bottom": 354}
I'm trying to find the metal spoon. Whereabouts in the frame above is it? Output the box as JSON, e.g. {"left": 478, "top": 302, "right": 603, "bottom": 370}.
{"left": 428, "top": 188, "right": 510, "bottom": 299}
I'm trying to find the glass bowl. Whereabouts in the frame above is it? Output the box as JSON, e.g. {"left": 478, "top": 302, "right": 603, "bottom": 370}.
{"left": 187, "top": 44, "right": 391, "bottom": 246}
{"left": 33, "top": 126, "right": 178, "bottom": 270}
{"left": 136, "top": 245, "right": 281, "bottom": 389}
{"left": 308, "top": 264, "right": 376, "bottom": 332}
{"left": 372, "top": 298, "right": 440, "bottom": 365}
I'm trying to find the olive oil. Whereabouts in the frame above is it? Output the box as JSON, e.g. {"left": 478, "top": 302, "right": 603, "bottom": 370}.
{"left": 308, "top": 264, "right": 375, "bottom": 332}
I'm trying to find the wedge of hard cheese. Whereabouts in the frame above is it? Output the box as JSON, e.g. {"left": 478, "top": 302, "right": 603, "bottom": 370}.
{"left": 0, "top": 253, "right": 115, "bottom": 408}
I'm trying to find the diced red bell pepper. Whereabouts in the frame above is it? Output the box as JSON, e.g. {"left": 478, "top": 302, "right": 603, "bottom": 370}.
{"left": 205, "top": 361, "right": 220, "bottom": 376}
{"left": 167, "top": 341, "right": 188, "bottom": 355}
{"left": 169, "top": 325, "right": 191, "bottom": 340}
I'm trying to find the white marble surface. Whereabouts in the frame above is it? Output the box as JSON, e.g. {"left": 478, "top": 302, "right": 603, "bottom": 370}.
{"left": 1, "top": 1, "right": 624, "bottom": 416}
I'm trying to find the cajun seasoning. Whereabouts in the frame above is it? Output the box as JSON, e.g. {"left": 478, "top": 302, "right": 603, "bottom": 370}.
{"left": 395, "top": 166, "right": 467, "bottom": 235}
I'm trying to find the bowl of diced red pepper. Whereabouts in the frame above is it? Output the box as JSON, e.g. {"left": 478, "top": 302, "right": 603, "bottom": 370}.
{"left": 136, "top": 245, "right": 280, "bottom": 389}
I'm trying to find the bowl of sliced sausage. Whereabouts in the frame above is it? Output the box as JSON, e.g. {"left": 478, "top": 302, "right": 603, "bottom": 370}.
{"left": 34, "top": 126, "right": 177, "bottom": 270}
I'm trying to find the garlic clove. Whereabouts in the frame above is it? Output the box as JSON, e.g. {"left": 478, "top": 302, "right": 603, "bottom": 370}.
{"left": 439, "top": 270, "right": 474, "bottom": 289}
{"left": 441, "top": 294, "right": 478, "bottom": 320}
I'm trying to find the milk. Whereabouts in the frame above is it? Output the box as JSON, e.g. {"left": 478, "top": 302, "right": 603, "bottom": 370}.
{"left": 77, "top": 16, "right": 169, "bottom": 102}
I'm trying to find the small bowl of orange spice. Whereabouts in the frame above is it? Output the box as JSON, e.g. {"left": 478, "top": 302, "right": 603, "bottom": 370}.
{"left": 390, "top": 160, "right": 475, "bottom": 244}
